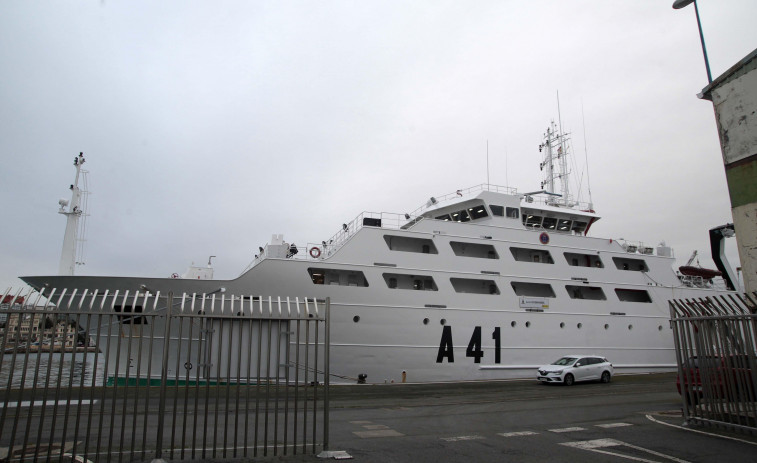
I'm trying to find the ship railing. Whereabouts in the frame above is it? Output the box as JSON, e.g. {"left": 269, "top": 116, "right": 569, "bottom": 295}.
{"left": 520, "top": 192, "right": 594, "bottom": 212}
{"left": 618, "top": 240, "right": 657, "bottom": 256}
{"left": 676, "top": 273, "right": 730, "bottom": 290}
{"left": 0, "top": 287, "right": 332, "bottom": 462}
{"left": 296, "top": 211, "right": 423, "bottom": 260}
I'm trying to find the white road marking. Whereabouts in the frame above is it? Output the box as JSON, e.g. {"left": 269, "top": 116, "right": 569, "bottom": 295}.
{"left": 548, "top": 427, "right": 586, "bottom": 433}
{"left": 361, "top": 424, "right": 390, "bottom": 430}
{"left": 498, "top": 431, "right": 539, "bottom": 437}
{"left": 441, "top": 435, "right": 485, "bottom": 442}
{"left": 353, "top": 429, "right": 404, "bottom": 438}
{"left": 597, "top": 422, "right": 634, "bottom": 428}
{"left": 561, "top": 438, "right": 691, "bottom": 463}
{"left": 646, "top": 414, "right": 757, "bottom": 447}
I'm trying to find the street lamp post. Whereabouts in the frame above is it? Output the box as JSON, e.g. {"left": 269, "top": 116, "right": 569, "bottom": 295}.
{"left": 673, "top": 0, "right": 713, "bottom": 83}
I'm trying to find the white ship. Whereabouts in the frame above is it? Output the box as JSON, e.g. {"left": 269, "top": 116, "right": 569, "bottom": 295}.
{"left": 21, "top": 123, "right": 737, "bottom": 384}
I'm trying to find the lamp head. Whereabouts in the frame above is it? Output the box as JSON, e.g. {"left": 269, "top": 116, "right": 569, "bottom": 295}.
{"left": 673, "top": 0, "right": 695, "bottom": 9}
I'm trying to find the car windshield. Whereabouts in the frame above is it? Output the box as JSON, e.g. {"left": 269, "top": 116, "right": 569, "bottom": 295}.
{"left": 551, "top": 357, "right": 577, "bottom": 366}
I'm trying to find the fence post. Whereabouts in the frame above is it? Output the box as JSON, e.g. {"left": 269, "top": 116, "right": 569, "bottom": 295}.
{"left": 153, "top": 291, "right": 173, "bottom": 462}
{"left": 323, "top": 297, "right": 330, "bottom": 451}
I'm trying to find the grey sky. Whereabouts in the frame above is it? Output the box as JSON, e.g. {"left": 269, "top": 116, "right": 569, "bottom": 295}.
{"left": 1, "top": 1, "right": 753, "bottom": 290}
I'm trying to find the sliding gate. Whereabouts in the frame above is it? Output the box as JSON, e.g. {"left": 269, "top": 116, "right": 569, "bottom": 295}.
{"left": 669, "top": 292, "right": 757, "bottom": 434}
{"left": 0, "top": 288, "right": 330, "bottom": 462}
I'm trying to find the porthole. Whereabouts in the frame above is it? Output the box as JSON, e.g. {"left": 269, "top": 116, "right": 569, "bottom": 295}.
{"left": 440, "top": 319, "right": 447, "bottom": 326}
{"left": 423, "top": 318, "right": 430, "bottom": 325}
{"left": 577, "top": 323, "right": 583, "bottom": 329}
{"left": 525, "top": 321, "right": 531, "bottom": 328}
{"left": 604, "top": 324, "right": 609, "bottom": 330}
{"left": 353, "top": 316, "right": 360, "bottom": 323}
{"left": 628, "top": 324, "right": 633, "bottom": 330}
{"left": 511, "top": 321, "right": 517, "bottom": 328}
{"left": 559, "top": 322, "right": 565, "bottom": 329}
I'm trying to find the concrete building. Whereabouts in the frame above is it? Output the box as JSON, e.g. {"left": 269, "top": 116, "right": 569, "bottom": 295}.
{"left": 699, "top": 48, "right": 757, "bottom": 294}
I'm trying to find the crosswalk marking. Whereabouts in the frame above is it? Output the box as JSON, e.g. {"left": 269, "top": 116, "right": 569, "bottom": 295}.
{"left": 498, "top": 431, "right": 539, "bottom": 437}
{"left": 548, "top": 427, "right": 586, "bottom": 433}
{"left": 596, "top": 422, "right": 633, "bottom": 429}
{"left": 441, "top": 435, "right": 485, "bottom": 442}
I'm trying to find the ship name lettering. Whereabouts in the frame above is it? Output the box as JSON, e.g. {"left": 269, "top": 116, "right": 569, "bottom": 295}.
{"left": 437, "top": 326, "right": 503, "bottom": 364}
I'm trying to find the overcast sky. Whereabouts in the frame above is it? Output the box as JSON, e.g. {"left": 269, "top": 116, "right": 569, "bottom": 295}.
{"left": 1, "top": 1, "right": 754, "bottom": 291}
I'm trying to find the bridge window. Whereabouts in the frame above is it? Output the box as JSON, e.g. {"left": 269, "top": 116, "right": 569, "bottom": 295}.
{"left": 571, "top": 221, "right": 588, "bottom": 234}
{"left": 506, "top": 207, "right": 520, "bottom": 219}
{"left": 542, "top": 217, "right": 558, "bottom": 230}
{"left": 524, "top": 214, "right": 543, "bottom": 228}
{"left": 468, "top": 205, "right": 489, "bottom": 220}
{"left": 490, "top": 205, "right": 504, "bottom": 216}
{"left": 450, "top": 210, "right": 470, "bottom": 222}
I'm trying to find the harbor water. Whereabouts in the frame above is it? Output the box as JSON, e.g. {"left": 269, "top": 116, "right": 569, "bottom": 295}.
{"left": 0, "top": 351, "right": 105, "bottom": 389}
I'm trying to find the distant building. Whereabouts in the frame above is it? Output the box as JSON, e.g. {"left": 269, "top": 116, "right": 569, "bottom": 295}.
{"left": 1, "top": 308, "right": 77, "bottom": 349}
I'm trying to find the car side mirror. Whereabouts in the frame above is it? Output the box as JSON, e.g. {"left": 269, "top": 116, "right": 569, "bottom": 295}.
{"left": 575, "top": 363, "right": 582, "bottom": 367}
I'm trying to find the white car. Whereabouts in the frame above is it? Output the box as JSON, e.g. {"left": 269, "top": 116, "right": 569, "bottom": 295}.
{"left": 537, "top": 355, "right": 613, "bottom": 386}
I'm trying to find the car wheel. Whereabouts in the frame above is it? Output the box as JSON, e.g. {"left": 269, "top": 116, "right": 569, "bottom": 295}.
{"left": 564, "top": 373, "right": 575, "bottom": 386}
{"left": 601, "top": 371, "right": 611, "bottom": 383}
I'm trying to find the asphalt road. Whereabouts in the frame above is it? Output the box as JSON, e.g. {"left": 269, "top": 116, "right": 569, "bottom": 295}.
{"left": 5, "top": 372, "right": 756, "bottom": 462}
{"left": 315, "top": 372, "right": 757, "bottom": 463}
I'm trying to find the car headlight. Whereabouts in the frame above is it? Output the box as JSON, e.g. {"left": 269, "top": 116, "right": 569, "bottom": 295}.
{"left": 549, "top": 370, "right": 563, "bottom": 375}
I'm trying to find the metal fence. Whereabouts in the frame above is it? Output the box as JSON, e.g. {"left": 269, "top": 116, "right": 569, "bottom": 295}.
{"left": 0, "top": 288, "right": 330, "bottom": 462}
{"left": 669, "top": 292, "right": 757, "bottom": 434}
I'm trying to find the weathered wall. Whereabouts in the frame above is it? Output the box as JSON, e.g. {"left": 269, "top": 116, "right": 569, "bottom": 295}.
{"left": 708, "top": 56, "right": 757, "bottom": 293}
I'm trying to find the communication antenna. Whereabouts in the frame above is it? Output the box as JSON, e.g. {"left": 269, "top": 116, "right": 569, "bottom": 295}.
{"left": 505, "top": 145, "right": 509, "bottom": 189}
{"left": 486, "top": 140, "right": 490, "bottom": 186}
{"left": 581, "top": 101, "right": 594, "bottom": 210}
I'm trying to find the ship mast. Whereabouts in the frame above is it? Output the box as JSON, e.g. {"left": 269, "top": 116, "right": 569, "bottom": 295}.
{"left": 539, "top": 121, "right": 573, "bottom": 207}
{"left": 58, "top": 153, "right": 88, "bottom": 275}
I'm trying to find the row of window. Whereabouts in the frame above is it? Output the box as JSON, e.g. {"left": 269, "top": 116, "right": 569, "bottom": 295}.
{"left": 307, "top": 268, "right": 653, "bottom": 303}
{"left": 430, "top": 201, "right": 590, "bottom": 237}
{"left": 522, "top": 211, "right": 589, "bottom": 234}
{"left": 433, "top": 202, "right": 522, "bottom": 223}
{"left": 383, "top": 235, "right": 649, "bottom": 271}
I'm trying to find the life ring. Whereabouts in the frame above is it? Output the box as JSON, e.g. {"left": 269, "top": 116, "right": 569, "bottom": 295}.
{"left": 309, "top": 247, "right": 321, "bottom": 258}
{"left": 171, "top": 273, "right": 180, "bottom": 279}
